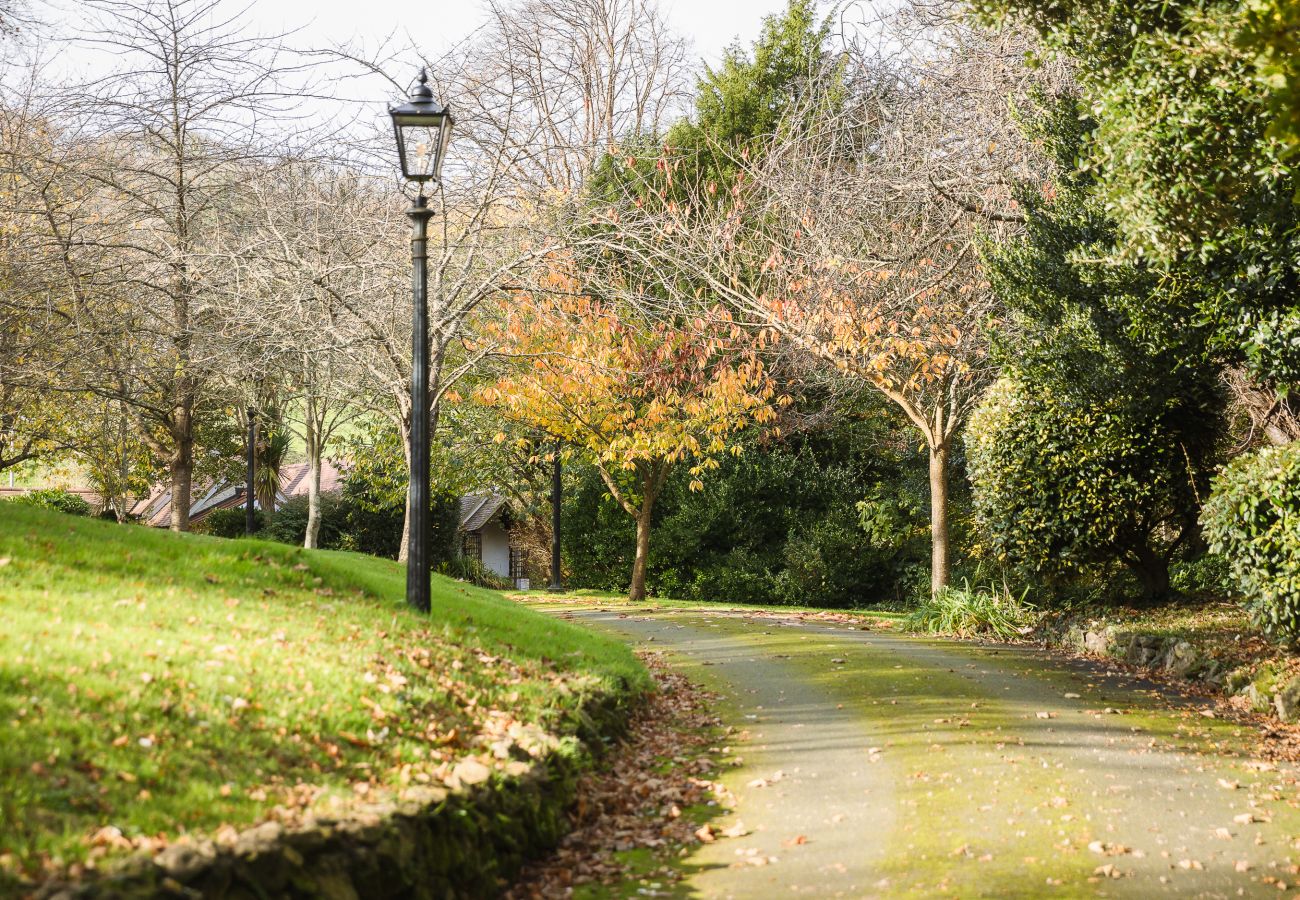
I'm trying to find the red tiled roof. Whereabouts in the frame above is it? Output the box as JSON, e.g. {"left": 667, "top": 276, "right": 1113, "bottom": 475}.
{"left": 132, "top": 459, "right": 344, "bottom": 527}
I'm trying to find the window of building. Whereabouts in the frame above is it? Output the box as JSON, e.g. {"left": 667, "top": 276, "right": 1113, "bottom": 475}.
{"left": 509, "top": 546, "right": 526, "bottom": 581}
{"left": 462, "top": 531, "right": 482, "bottom": 561}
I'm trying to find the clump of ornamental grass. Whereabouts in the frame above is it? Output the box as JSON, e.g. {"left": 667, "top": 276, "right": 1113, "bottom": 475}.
{"left": 905, "top": 579, "right": 1037, "bottom": 640}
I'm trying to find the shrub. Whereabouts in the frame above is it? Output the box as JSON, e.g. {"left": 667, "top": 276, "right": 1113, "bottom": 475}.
{"left": 1170, "top": 553, "right": 1235, "bottom": 599}
{"left": 560, "top": 422, "right": 931, "bottom": 607}
{"left": 9, "top": 488, "right": 92, "bottom": 517}
{"left": 438, "top": 555, "right": 509, "bottom": 590}
{"left": 1203, "top": 444, "right": 1300, "bottom": 641}
{"left": 776, "top": 509, "right": 894, "bottom": 607}
{"left": 261, "top": 493, "right": 346, "bottom": 549}
{"left": 198, "top": 506, "right": 263, "bottom": 538}
{"left": 337, "top": 420, "right": 462, "bottom": 562}
{"left": 904, "top": 579, "right": 1036, "bottom": 639}
{"left": 967, "top": 376, "right": 1217, "bottom": 602}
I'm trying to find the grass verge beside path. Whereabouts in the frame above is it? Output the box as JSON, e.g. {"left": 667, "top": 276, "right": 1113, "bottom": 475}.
{"left": 0, "top": 504, "right": 648, "bottom": 889}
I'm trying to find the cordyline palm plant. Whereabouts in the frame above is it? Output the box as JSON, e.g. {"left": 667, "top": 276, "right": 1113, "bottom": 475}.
{"left": 254, "top": 424, "right": 292, "bottom": 516}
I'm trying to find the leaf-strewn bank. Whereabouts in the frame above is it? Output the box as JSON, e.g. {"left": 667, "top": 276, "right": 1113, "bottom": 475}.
{"left": 0, "top": 504, "right": 649, "bottom": 896}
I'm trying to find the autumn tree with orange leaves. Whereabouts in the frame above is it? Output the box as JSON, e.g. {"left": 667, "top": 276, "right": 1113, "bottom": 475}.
{"left": 480, "top": 276, "right": 778, "bottom": 602}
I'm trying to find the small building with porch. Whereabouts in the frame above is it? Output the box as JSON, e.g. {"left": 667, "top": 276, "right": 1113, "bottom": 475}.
{"left": 458, "top": 492, "right": 527, "bottom": 588}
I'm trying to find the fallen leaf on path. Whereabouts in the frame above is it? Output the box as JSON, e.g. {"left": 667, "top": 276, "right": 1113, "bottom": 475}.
{"left": 1218, "top": 779, "right": 1240, "bottom": 790}
{"left": 720, "top": 822, "right": 750, "bottom": 838}
{"left": 782, "top": 835, "right": 808, "bottom": 848}
{"left": 746, "top": 770, "right": 784, "bottom": 788}
{"left": 695, "top": 825, "right": 715, "bottom": 843}
{"left": 1093, "top": 864, "right": 1127, "bottom": 879}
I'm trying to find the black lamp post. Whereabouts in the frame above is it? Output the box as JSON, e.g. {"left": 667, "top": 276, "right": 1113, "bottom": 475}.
{"left": 390, "top": 69, "right": 453, "bottom": 613}
{"left": 245, "top": 408, "right": 257, "bottom": 536}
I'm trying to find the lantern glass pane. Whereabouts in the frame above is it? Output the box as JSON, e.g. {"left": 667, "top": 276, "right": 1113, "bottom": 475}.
{"left": 398, "top": 122, "right": 442, "bottom": 181}
{"left": 437, "top": 118, "right": 453, "bottom": 178}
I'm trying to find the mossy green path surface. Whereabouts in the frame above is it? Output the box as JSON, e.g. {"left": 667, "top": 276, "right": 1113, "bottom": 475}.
{"left": 562, "top": 607, "right": 1300, "bottom": 898}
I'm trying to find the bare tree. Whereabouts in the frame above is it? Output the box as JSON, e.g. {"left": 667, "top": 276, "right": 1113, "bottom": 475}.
{"left": 0, "top": 52, "right": 83, "bottom": 472}
{"left": 34, "top": 0, "right": 305, "bottom": 530}
{"left": 218, "top": 158, "right": 382, "bottom": 547}
{"left": 478, "top": 0, "right": 688, "bottom": 193}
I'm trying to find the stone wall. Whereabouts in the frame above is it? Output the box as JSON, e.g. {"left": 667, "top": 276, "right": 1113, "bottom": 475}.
{"left": 34, "top": 692, "right": 635, "bottom": 899}
{"left": 1050, "top": 622, "right": 1300, "bottom": 723}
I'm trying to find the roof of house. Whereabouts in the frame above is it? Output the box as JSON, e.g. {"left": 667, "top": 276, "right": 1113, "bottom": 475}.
{"left": 458, "top": 493, "right": 508, "bottom": 532}
{"left": 131, "top": 459, "right": 344, "bottom": 527}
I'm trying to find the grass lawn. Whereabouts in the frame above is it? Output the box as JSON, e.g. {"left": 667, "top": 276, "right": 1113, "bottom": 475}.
{"left": 0, "top": 503, "right": 648, "bottom": 886}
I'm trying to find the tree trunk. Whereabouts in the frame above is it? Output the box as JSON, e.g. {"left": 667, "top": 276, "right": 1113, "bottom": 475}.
{"left": 304, "top": 423, "right": 322, "bottom": 550}
{"left": 1128, "top": 544, "right": 1171, "bottom": 603}
{"left": 169, "top": 445, "right": 192, "bottom": 532}
{"left": 398, "top": 417, "right": 412, "bottom": 563}
{"left": 168, "top": 402, "right": 193, "bottom": 532}
{"left": 629, "top": 501, "right": 654, "bottom": 603}
{"left": 929, "top": 442, "right": 950, "bottom": 595}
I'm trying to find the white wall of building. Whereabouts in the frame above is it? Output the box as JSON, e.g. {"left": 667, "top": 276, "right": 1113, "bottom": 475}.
{"left": 480, "top": 522, "right": 511, "bottom": 578}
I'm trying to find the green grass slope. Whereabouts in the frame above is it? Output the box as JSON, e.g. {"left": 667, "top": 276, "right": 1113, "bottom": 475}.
{"left": 0, "top": 503, "right": 648, "bottom": 885}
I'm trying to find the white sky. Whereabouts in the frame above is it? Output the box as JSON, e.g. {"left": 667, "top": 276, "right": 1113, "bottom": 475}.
{"left": 256, "top": 0, "right": 789, "bottom": 68}
{"left": 24, "top": 0, "right": 792, "bottom": 149}
{"left": 38, "top": 0, "right": 789, "bottom": 82}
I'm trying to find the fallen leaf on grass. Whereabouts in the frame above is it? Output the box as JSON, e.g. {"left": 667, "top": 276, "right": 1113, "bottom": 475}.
{"left": 695, "top": 825, "right": 715, "bottom": 843}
